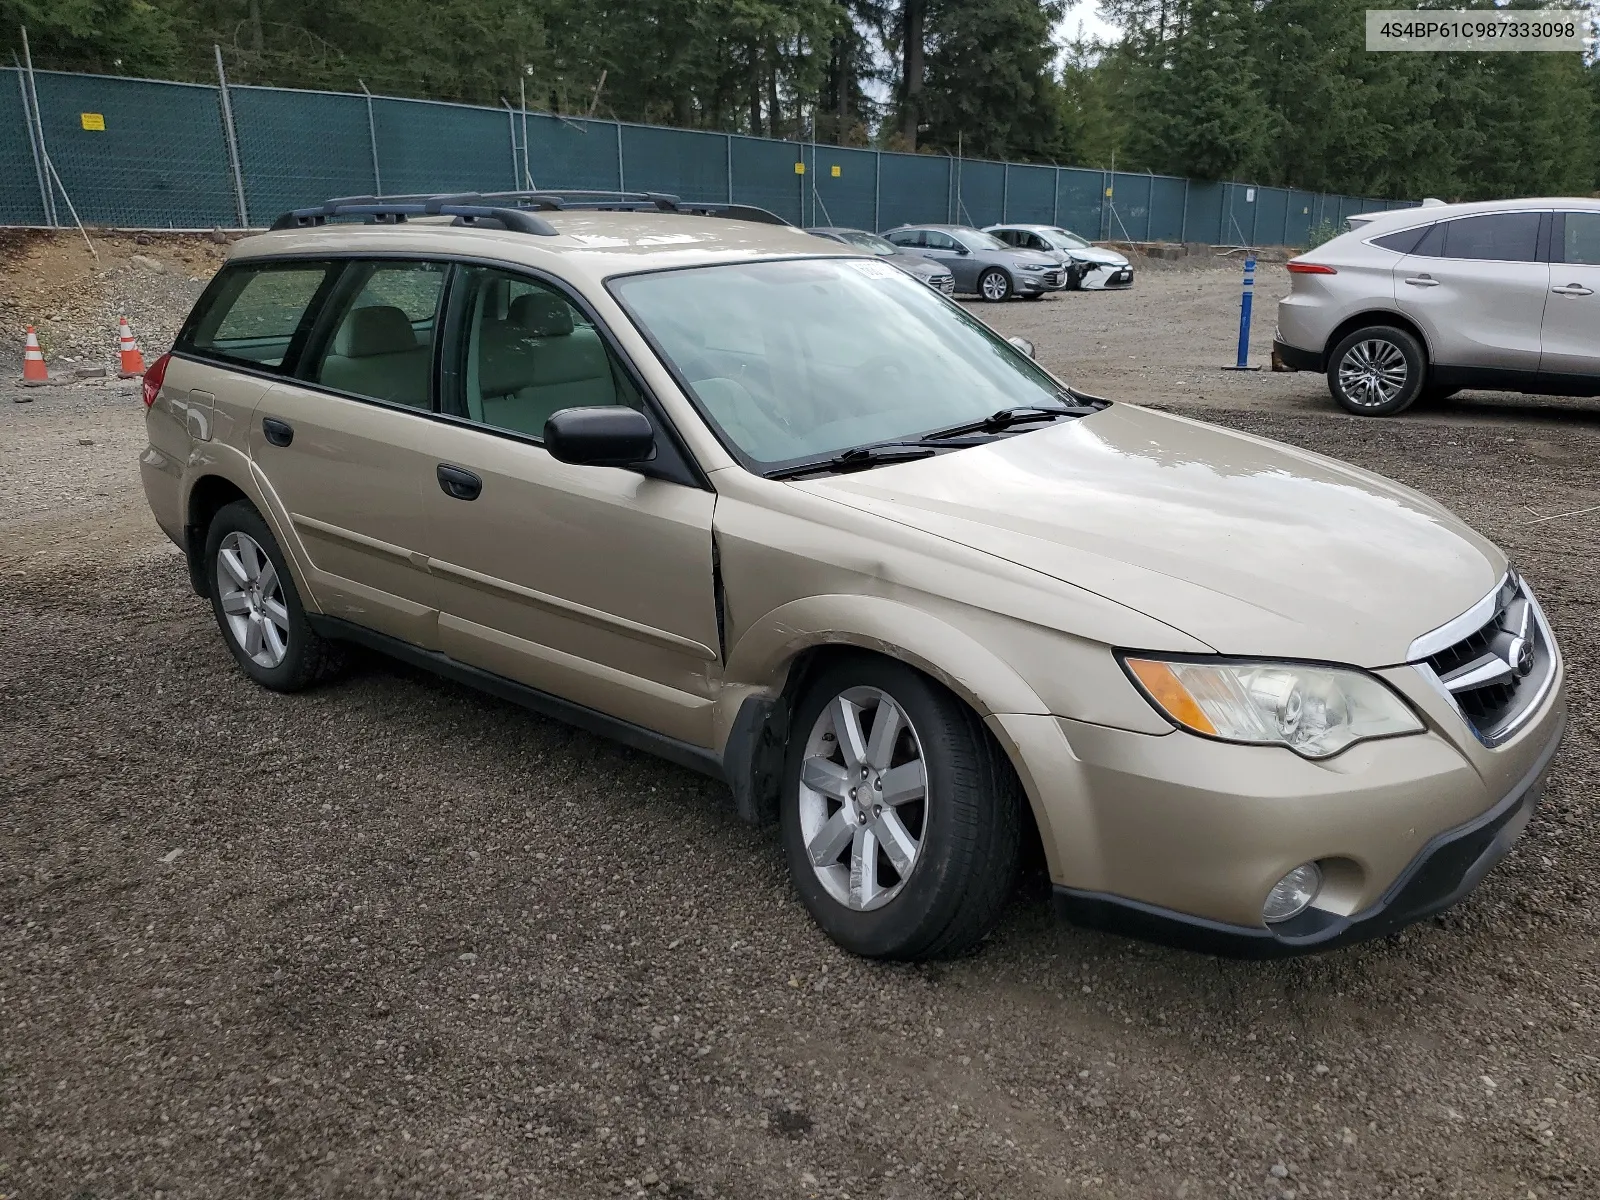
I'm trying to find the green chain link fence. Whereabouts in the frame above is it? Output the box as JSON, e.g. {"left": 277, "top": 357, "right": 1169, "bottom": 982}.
{"left": 1, "top": 64, "right": 1415, "bottom": 242}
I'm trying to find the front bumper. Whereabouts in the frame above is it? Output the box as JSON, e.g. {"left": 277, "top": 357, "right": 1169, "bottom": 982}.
{"left": 1017, "top": 270, "right": 1062, "bottom": 294}
{"left": 987, "top": 665, "right": 1566, "bottom": 958}
{"left": 1079, "top": 262, "right": 1134, "bottom": 290}
{"left": 1052, "top": 711, "right": 1563, "bottom": 957}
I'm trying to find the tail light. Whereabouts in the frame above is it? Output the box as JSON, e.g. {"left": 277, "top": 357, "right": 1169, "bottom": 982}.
{"left": 142, "top": 352, "right": 171, "bottom": 408}
{"left": 1287, "top": 261, "right": 1337, "bottom": 275}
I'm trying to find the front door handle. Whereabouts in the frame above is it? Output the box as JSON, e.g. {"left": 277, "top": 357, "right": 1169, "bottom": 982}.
{"left": 436, "top": 463, "right": 482, "bottom": 502}
{"left": 1403, "top": 275, "right": 1439, "bottom": 288}
{"left": 261, "top": 417, "right": 294, "bottom": 447}
{"left": 1552, "top": 283, "right": 1595, "bottom": 296}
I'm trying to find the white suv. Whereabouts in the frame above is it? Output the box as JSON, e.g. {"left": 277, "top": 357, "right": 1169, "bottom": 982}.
{"left": 1273, "top": 198, "right": 1600, "bottom": 415}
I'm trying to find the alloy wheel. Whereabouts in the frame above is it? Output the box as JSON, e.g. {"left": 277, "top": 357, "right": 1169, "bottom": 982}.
{"left": 1337, "top": 338, "right": 1409, "bottom": 407}
{"left": 981, "top": 271, "right": 1009, "bottom": 301}
{"left": 796, "top": 686, "right": 929, "bottom": 911}
{"left": 215, "top": 531, "right": 290, "bottom": 668}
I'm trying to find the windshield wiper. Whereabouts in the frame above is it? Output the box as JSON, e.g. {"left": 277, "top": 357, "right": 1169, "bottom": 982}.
{"left": 768, "top": 441, "right": 980, "bottom": 480}
{"left": 919, "top": 404, "right": 1087, "bottom": 441}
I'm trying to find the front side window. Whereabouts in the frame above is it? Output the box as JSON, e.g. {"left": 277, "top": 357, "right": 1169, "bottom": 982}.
{"left": 182, "top": 261, "right": 334, "bottom": 369}
{"left": 612, "top": 258, "right": 1072, "bottom": 470}
{"left": 923, "top": 231, "right": 960, "bottom": 251}
{"left": 1562, "top": 212, "right": 1600, "bottom": 266}
{"left": 1442, "top": 212, "right": 1540, "bottom": 262}
{"left": 449, "top": 266, "right": 639, "bottom": 439}
{"left": 306, "top": 261, "right": 446, "bottom": 408}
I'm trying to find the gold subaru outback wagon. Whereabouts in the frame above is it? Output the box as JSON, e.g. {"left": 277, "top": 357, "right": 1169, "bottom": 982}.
{"left": 139, "top": 191, "right": 1565, "bottom": 960}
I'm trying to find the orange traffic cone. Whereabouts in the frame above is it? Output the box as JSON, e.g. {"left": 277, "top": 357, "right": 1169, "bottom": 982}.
{"left": 21, "top": 325, "right": 48, "bottom": 387}
{"left": 117, "top": 316, "right": 145, "bottom": 378}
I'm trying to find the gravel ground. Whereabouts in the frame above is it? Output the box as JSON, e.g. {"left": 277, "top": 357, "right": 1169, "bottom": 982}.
{"left": 3, "top": 247, "right": 1600, "bottom": 1200}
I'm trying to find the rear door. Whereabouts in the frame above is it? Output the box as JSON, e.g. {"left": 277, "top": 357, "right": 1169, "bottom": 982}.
{"left": 247, "top": 259, "right": 450, "bottom": 648}
{"left": 1539, "top": 211, "right": 1600, "bottom": 386}
{"left": 1394, "top": 211, "right": 1549, "bottom": 372}
{"left": 410, "top": 264, "right": 722, "bottom": 747}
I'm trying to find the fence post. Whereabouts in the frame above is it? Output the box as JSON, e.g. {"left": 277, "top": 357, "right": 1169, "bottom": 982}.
{"left": 1179, "top": 177, "right": 1190, "bottom": 244}
{"left": 616, "top": 122, "right": 626, "bottom": 191}
{"left": 1051, "top": 167, "right": 1059, "bottom": 227}
{"left": 502, "top": 101, "right": 518, "bottom": 187}
{"left": 213, "top": 46, "right": 250, "bottom": 228}
{"left": 360, "top": 81, "right": 382, "bottom": 195}
{"left": 14, "top": 64, "right": 51, "bottom": 226}
{"left": 1143, "top": 172, "right": 1154, "bottom": 241}
{"left": 1249, "top": 184, "right": 1260, "bottom": 246}
{"left": 726, "top": 134, "right": 733, "bottom": 203}
{"left": 20, "top": 29, "right": 57, "bottom": 226}
{"left": 873, "top": 151, "right": 881, "bottom": 231}
{"left": 1001, "top": 163, "right": 1008, "bottom": 223}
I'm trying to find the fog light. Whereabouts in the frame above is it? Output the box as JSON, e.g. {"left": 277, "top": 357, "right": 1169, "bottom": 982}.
{"left": 1263, "top": 863, "right": 1322, "bottom": 924}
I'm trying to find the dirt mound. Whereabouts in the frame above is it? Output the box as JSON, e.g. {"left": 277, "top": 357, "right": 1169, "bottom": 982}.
{"left": 0, "top": 230, "right": 231, "bottom": 379}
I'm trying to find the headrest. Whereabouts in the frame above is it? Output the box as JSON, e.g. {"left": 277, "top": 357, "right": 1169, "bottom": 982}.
{"left": 335, "top": 305, "right": 417, "bottom": 358}
{"left": 509, "top": 291, "right": 575, "bottom": 338}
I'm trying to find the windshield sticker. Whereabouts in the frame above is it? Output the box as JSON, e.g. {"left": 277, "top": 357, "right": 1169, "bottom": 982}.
{"left": 846, "top": 259, "right": 898, "bottom": 280}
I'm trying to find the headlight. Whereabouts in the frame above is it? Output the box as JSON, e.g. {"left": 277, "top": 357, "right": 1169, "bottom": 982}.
{"left": 1121, "top": 656, "right": 1424, "bottom": 759}
{"left": 1021, "top": 263, "right": 1048, "bottom": 271}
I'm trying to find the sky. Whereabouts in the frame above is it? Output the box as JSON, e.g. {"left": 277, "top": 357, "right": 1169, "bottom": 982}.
{"left": 1060, "top": 2, "right": 1122, "bottom": 46}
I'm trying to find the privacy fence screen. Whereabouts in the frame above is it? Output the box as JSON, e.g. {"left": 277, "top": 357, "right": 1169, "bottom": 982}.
{"left": 1, "top": 66, "right": 1416, "bottom": 243}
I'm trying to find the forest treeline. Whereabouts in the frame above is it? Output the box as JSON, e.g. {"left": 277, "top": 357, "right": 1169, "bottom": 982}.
{"left": 5, "top": 0, "right": 1597, "bottom": 199}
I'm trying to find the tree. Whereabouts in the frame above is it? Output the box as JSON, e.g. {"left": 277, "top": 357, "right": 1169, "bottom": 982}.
{"left": 1, "top": 0, "right": 180, "bottom": 78}
{"left": 920, "top": 0, "right": 1067, "bottom": 161}
{"left": 1125, "top": 0, "right": 1274, "bottom": 180}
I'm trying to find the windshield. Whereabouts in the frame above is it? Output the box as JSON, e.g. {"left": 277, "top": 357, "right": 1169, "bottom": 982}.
{"left": 957, "top": 228, "right": 1009, "bottom": 251}
{"left": 1047, "top": 228, "right": 1092, "bottom": 250}
{"left": 834, "top": 230, "right": 898, "bottom": 256}
{"left": 611, "top": 258, "right": 1071, "bottom": 472}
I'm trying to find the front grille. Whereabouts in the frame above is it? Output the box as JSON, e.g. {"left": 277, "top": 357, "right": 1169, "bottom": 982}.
{"left": 1043, "top": 270, "right": 1063, "bottom": 287}
{"left": 938, "top": 277, "right": 955, "bottom": 294}
{"left": 1414, "top": 573, "right": 1555, "bottom": 746}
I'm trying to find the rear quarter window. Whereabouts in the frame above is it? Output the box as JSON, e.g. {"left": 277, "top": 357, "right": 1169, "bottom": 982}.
{"left": 179, "top": 261, "right": 336, "bottom": 370}
{"left": 1372, "top": 226, "right": 1431, "bottom": 254}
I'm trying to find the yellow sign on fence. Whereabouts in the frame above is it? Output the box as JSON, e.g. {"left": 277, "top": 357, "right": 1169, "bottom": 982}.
{"left": 831, "top": 165, "right": 841, "bottom": 177}
{"left": 80, "top": 112, "right": 106, "bottom": 131}
{"left": 794, "top": 162, "right": 805, "bottom": 175}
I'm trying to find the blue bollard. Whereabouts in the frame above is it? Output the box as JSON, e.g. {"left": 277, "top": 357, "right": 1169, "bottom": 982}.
{"left": 1221, "top": 255, "right": 1262, "bottom": 371}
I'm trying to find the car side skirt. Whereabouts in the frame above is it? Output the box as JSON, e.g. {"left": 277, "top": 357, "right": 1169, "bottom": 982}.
{"left": 308, "top": 614, "right": 726, "bottom": 781}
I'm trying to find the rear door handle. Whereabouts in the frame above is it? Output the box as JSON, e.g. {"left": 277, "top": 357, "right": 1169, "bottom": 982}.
{"left": 261, "top": 417, "right": 293, "bottom": 447}
{"left": 436, "top": 463, "right": 482, "bottom": 502}
{"left": 1552, "top": 283, "right": 1595, "bottom": 296}
{"left": 1403, "top": 275, "right": 1439, "bottom": 288}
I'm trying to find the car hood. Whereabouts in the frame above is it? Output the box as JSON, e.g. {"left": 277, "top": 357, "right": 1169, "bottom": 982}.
{"left": 999, "top": 250, "right": 1060, "bottom": 268}
{"left": 792, "top": 404, "right": 1503, "bottom": 667}
{"left": 891, "top": 254, "right": 947, "bottom": 278}
{"left": 1071, "top": 247, "right": 1128, "bottom": 266}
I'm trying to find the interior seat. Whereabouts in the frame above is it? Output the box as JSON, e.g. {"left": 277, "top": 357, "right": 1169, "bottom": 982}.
{"left": 475, "top": 291, "right": 618, "bottom": 437}
{"left": 318, "top": 305, "right": 432, "bottom": 407}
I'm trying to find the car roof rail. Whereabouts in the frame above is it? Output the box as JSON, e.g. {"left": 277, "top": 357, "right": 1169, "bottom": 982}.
{"left": 269, "top": 190, "right": 791, "bottom": 233}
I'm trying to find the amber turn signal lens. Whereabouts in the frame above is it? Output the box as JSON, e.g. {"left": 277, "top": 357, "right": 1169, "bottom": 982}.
{"left": 1125, "top": 658, "right": 1218, "bottom": 735}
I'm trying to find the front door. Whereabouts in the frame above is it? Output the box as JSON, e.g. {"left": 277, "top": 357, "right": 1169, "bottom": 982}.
{"left": 921, "top": 230, "right": 978, "bottom": 290}
{"left": 412, "top": 265, "right": 722, "bottom": 748}
{"left": 1539, "top": 211, "right": 1600, "bottom": 384}
{"left": 247, "top": 259, "right": 450, "bottom": 648}
{"left": 1394, "top": 211, "right": 1549, "bottom": 373}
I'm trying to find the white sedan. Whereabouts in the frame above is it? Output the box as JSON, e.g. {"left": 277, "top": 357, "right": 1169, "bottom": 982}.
{"left": 985, "top": 223, "right": 1135, "bottom": 291}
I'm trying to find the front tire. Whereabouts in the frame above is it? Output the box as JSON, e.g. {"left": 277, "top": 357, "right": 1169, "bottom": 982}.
{"left": 1327, "top": 325, "right": 1425, "bottom": 416}
{"left": 780, "top": 656, "right": 1023, "bottom": 960}
{"left": 205, "top": 500, "right": 343, "bottom": 692}
{"left": 978, "top": 268, "right": 1013, "bottom": 302}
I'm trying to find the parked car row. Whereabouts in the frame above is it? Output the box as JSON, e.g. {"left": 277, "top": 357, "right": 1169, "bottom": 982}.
{"left": 804, "top": 222, "right": 1135, "bottom": 301}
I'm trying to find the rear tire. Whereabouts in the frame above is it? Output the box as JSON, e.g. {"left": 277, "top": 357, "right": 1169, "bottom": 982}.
{"left": 205, "top": 500, "right": 344, "bottom": 692}
{"left": 978, "top": 268, "right": 1013, "bottom": 302}
{"left": 1326, "top": 325, "right": 1425, "bottom": 416}
{"left": 780, "top": 655, "right": 1023, "bottom": 961}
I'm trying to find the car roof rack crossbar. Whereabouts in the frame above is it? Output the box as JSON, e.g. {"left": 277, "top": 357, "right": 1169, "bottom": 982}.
{"left": 270, "top": 190, "right": 791, "bottom": 232}
{"left": 269, "top": 199, "right": 560, "bottom": 235}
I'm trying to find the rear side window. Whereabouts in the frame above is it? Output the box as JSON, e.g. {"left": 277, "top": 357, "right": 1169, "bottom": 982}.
{"left": 1561, "top": 212, "right": 1600, "bottom": 265}
{"left": 304, "top": 261, "right": 447, "bottom": 409}
{"left": 886, "top": 230, "right": 924, "bottom": 248}
{"left": 1372, "top": 226, "right": 1430, "bottom": 254}
{"left": 1442, "top": 212, "right": 1540, "bottom": 262}
{"left": 182, "top": 262, "right": 334, "bottom": 369}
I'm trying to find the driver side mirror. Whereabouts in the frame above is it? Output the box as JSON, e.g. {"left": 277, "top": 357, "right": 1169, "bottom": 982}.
{"left": 544, "top": 407, "right": 655, "bottom": 467}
